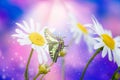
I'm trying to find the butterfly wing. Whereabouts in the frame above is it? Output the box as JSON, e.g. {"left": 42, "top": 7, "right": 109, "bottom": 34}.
{"left": 44, "top": 28, "right": 58, "bottom": 43}
{"left": 44, "top": 29, "right": 59, "bottom": 62}
{"left": 49, "top": 43, "right": 59, "bottom": 62}
{"left": 53, "top": 41, "right": 64, "bottom": 62}
{"left": 44, "top": 28, "right": 65, "bottom": 62}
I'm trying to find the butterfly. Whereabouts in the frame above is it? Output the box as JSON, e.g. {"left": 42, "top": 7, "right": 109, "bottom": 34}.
{"left": 44, "top": 28, "right": 65, "bottom": 62}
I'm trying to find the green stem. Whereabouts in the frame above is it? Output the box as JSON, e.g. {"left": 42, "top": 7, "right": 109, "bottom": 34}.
{"left": 112, "top": 67, "right": 120, "bottom": 80}
{"left": 40, "top": 74, "right": 45, "bottom": 80}
{"left": 33, "top": 72, "right": 41, "bottom": 80}
{"left": 80, "top": 47, "right": 103, "bottom": 80}
{"left": 24, "top": 48, "right": 34, "bottom": 80}
{"left": 62, "top": 58, "right": 65, "bottom": 80}
{"left": 49, "top": 62, "right": 54, "bottom": 67}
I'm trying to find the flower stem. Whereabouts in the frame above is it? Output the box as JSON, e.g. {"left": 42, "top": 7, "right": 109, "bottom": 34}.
{"left": 33, "top": 72, "right": 41, "bottom": 80}
{"left": 40, "top": 74, "right": 45, "bottom": 80}
{"left": 80, "top": 47, "right": 103, "bottom": 80}
{"left": 112, "top": 67, "right": 120, "bottom": 80}
{"left": 49, "top": 62, "right": 54, "bottom": 67}
{"left": 24, "top": 48, "right": 34, "bottom": 80}
{"left": 62, "top": 58, "right": 65, "bottom": 80}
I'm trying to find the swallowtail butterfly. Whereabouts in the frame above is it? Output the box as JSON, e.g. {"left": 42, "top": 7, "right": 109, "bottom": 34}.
{"left": 44, "top": 28, "right": 65, "bottom": 62}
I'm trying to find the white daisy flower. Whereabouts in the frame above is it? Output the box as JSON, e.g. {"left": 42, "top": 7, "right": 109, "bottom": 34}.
{"left": 92, "top": 16, "right": 120, "bottom": 66}
{"left": 69, "top": 13, "right": 95, "bottom": 52}
{"left": 12, "top": 19, "right": 49, "bottom": 65}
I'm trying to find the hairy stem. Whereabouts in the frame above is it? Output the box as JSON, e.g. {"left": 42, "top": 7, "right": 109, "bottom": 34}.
{"left": 33, "top": 72, "right": 41, "bottom": 80}
{"left": 62, "top": 58, "right": 65, "bottom": 80}
{"left": 24, "top": 48, "right": 34, "bottom": 80}
{"left": 80, "top": 47, "right": 103, "bottom": 80}
{"left": 40, "top": 74, "right": 45, "bottom": 80}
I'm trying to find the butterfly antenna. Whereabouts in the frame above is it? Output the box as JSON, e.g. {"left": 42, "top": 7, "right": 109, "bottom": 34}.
{"left": 64, "top": 45, "right": 69, "bottom": 47}
{"left": 62, "top": 36, "right": 66, "bottom": 38}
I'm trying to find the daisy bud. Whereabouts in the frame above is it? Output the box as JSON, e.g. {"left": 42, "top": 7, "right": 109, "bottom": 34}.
{"left": 59, "top": 50, "right": 66, "bottom": 57}
{"left": 38, "top": 64, "right": 50, "bottom": 74}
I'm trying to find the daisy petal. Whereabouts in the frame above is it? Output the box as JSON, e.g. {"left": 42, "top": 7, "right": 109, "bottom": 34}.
{"left": 84, "top": 24, "right": 93, "bottom": 27}
{"left": 12, "top": 34, "right": 28, "bottom": 39}
{"left": 108, "top": 49, "right": 112, "bottom": 61}
{"left": 102, "top": 46, "right": 107, "bottom": 58}
{"left": 16, "top": 23, "right": 28, "bottom": 33}
{"left": 113, "top": 48, "right": 120, "bottom": 67}
{"left": 15, "top": 29, "right": 27, "bottom": 36}
{"left": 94, "top": 38, "right": 102, "bottom": 42}
{"left": 84, "top": 35, "right": 94, "bottom": 52}
{"left": 91, "top": 16, "right": 104, "bottom": 35}
{"left": 23, "top": 20, "right": 31, "bottom": 33}
{"left": 43, "top": 45, "right": 49, "bottom": 54}
{"left": 17, "top": 38, "right": 31, "bottom": 45}
{"left": 73, "top": 31, "right": 79, "bottom": 38}
{"left": 37, "top": 52, "right": 43, "bottom": 64}
{"left": 30, "top": 19, "right": 35, "bottom": 32}
{"left": 31, "top": 44, "right": 36, "bottom": 49}
{"left": 104, "top": 30, "right": 112, "bottom": 37}
{"left": 40, "top": 48, "right": 48, "bottom": 63}
{"left": 19, "top": 42, "right": 30, "bottom": 45}
{"left": 36, "top": 23, "right": 41, "bottom": 32}
{"left": 70, "top": 26, "right": 76, "bottom": 32}
{"left": 12, "top": 34, "right": 23, "bottom": 38}
{"left": 114, "top": 36, "right": 120, "bottom": 42}
{"left": 75, "top": 33, "right": 82, "bottom": 44}
{"left": 94, "top": 43, "right": 104, "bottom": 49}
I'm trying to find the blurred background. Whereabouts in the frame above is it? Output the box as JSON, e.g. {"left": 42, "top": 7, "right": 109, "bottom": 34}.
{"left": 0, "top": 0, "right": 120, "bottom": 80}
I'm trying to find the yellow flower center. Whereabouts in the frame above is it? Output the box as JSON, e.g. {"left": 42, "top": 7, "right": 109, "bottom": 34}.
{"left": 101, "top": 34, "right": 115, "bottom": 50}
{"left": 29, "top": 32, "right": 45, "bottom": 46}
{"left": 77, "top": 23, "right": 88, "bottom": 34}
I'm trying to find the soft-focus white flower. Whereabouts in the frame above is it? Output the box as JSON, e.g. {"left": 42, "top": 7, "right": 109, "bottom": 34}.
{"left": 92, "top": 16, "right": 120, "bottom": 66}
{"left": 69, "top": 13, "right": 95, "bottom": 52}
{"left": 12, "top": 19, "right": 49, "bottom": 65}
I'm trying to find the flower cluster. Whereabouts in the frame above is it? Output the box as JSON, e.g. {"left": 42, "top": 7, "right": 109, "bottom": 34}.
{"left": 69, "top": 14, "right": 120, "bottom": 80}
{"left": 12, "top": 13, "right": 120, "bottom": 80}
{"left": 69, "top": 14, "right": 120, "bottom": 67}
